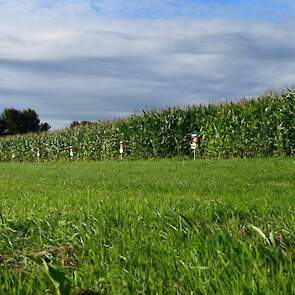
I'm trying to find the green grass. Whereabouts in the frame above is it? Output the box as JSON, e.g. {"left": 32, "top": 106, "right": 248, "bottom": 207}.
{"left": 0, "top": 158, "right": 295, "bottom": 294}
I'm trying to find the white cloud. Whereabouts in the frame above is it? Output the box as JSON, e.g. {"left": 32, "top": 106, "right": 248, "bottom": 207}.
{"left": 0, "top": 1, "right": 295, "bottom": 128}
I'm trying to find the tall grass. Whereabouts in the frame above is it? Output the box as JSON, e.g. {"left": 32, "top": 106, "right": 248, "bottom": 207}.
{"left": 0, "top": 89, "right": 294, "bottom": 161}
{"left": 0, "top": 159, "right": 295, "bottom": 294}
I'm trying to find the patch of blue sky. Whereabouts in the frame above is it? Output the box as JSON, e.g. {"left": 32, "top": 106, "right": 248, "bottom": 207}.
{"left": 33, "top": 0, "right": 295, "bottom": 23}
{"left": 88, "top": 0, "right": 295, "bottom": 22}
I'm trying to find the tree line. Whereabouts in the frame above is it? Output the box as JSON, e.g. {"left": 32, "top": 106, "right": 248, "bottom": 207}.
{"left": 0, "top": 108, "right": 50, "bottom": 136}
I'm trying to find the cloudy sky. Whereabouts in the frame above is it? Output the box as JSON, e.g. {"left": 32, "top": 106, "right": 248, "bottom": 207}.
{"left": 0, "top": 0, "right": 295, "bottom": 129}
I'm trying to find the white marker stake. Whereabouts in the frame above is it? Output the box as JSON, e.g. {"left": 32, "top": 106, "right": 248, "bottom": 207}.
{"left": 119, "top": 141, "right": 124, "bottom": 160}
{"left": 69, "top": 146, "right": 74, "bottom": 160}
{"left": 36, "top": 148, "right": 40, "bottom": 163}
{"left": 191, "top": 144, "right": 196, "bottom": 160}
{"left": 12, "top": 152, "right": 15, "bottom": 161}
{"left": 191, "top": 133, "right": 198, "bottom": 160}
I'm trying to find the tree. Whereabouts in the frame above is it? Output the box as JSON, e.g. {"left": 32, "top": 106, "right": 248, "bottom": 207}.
{"left": 0, "top": 118, "right": 7, "bottom": 135}
{"left": 0, "top": 108, "right": 51, "bottom": 136}
{"left": 21, "top": 109, "right": 41, "bottom": 133}
{"left": 1, "top": 108, "right": 22, "bottom": 135}
{"left": 39, "top": 122, "right": 51, "bottom": 132}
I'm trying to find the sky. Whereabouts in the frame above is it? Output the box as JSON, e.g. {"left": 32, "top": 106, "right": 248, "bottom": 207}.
{"left": 0, "top": 1, "right": 295, "bottom": 129}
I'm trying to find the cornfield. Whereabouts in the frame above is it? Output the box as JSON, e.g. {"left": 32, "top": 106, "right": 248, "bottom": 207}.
{"left": 0, "top": 89, "right": 294, "bottom": 161}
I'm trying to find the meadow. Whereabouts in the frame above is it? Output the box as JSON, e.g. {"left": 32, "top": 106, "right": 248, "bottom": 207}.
{"left": 0, "top": 158, "right": 295, "bottom": 294}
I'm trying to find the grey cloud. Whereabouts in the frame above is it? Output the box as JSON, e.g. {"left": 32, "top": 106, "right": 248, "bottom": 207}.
{"left": 0, "top": 57, "right": 160, "bottom": 82}
{"left": 0, "top": 19, "right": 295, "bottom": 129}
{"left": 0, "top": 33, "right": 24, "bottom": 45}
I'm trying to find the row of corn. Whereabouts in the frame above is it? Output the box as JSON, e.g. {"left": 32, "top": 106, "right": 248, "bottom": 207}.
{"left": 0, "top": 90, "right": 294, "bottom": 162}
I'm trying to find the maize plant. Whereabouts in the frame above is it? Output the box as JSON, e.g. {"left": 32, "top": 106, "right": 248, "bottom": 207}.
{"left": 0, "top": 89, "right": 294, "bottom": 162}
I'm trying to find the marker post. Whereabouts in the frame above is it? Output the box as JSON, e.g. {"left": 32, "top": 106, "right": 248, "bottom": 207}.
{"left": 119, "top": 141, "right": 124, "bottom": 160}
{"left": 69, "top": 146, "right": 74, "bottom": 160}
{"left": 36, "top": 148, "right": 40, "bottom": 163}
{"left": 191, "top": 133, "right": 198, "bottom": 160}
{"left": 12, "top": 151, "right": 15, "bottom": 162}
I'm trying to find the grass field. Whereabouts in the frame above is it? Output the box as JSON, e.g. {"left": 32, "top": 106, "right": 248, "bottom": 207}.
{"left": 0, "top": 158, "right": 295, "bottom": 294}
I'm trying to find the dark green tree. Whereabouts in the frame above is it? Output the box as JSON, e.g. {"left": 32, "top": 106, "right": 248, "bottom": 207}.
{"left": 1, "top": 108, "right": 22, "bottom": 135}
{"left": 21, "top": 109, "right": 41, "bottom": 133}
{"left": 39, "top": 122, "right": 51, "bottom": 132}
{"left": 0, "top": 118, "right": 7, "bottom": 135}
{"left": 0, "top": 108, "right": 51, "bottom": 136}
